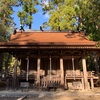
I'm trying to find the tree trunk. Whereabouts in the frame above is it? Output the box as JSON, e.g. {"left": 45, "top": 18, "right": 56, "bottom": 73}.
{"left": 29, "top": 24, "right": 32, "bottom": 29}
{"left": 29, "top": 12, "right": 32, "bottom": 29}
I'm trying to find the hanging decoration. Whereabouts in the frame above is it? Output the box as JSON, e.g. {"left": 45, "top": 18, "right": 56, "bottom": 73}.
{"left": 49, "top": 55, "right": 52, "bottom": 81}
{"left": 26, "top": 56, "right": 29, "bottom": 81}
{"left": 72, "top": 57, "right": 75, "bottom": 80}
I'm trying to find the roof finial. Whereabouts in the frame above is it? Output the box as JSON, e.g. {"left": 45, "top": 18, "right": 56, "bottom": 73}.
{"left": 58, "top": 26, "right": 61, "bottom": 31}
{"left": 19, "top": 24, "right": 25, "bottom": 33}
{"left": 40, "top": 25, "right": 44, "bottom": 31}
{"left": 13, "top": 28, "right": 17, "bottom": 35}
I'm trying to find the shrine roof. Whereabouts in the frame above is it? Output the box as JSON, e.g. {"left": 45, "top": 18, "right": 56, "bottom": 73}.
{"left": 6, "top": 31, "right": 95, "bottom": 46}
{"left": 0, "top": 31, "right": 96, "bottom": 46}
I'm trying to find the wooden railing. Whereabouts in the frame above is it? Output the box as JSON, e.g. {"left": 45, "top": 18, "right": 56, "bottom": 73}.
{"left": 40, "top": 75, "right": 61, "bottom": 90}
{"left": 65, "top": 70, "right": 94, "bottom": 78}
{"left": 65, "top": 70, "right": 95, "bottom": 90}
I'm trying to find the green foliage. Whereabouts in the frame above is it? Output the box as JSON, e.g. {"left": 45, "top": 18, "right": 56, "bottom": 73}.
{"left": 86, "top": 55, "right": 95, "bottom": 71}
{"left": 42, "top": 0, "right": 79, "bottom": 30}
{"left": 17, "top": 11, "right": 27, "bottom": 25}
{"left": 0, "top": 19, "right": 11, "bottom": 42}
{"left": 0, "top": 0, "right": 16, "bottom": 26}
{"left": 48, "top": 0, "right": 77, "bottom": 30}
{"left": 76, "top": 0, "right": 100, "bottom": 41}
{"left": 17, "top": 0, "right": 38, "bottom": 29}
{"left": 0, "top": 53, "right": 12, "bottom": 73}
{"left": 0, "top": 53, "right": 21, "bottom": 75}
{"left": 0, "top": 0, "right": 17, "bottom": 72}
{"left": 42, "top": 0, "right": 100, "bottom": 41}
{"left": 0, "top": 0, "right": 17, "bottom": 42}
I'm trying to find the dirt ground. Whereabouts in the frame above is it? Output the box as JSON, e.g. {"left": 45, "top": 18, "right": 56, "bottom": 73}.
{"left": 0, "top": 87, "right": 100, "bottom": 100}
{"left": 24, "top": 87, "right": 100, "bottom": 100}
{"left": 24, "top": 95, "right": 100, "bottom": 100}
{"left": 0, "top": 95, "right": 100, "bottom": 100}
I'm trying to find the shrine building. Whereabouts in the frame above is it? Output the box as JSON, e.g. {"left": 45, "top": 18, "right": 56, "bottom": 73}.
{"left": 0, "top": 30, "right": 100, "bottom": 90}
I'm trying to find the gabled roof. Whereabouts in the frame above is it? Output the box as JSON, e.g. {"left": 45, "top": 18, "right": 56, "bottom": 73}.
{"left": 0, "top": 31, "right": 98, "bottom": 49}
{"left": 8, "top": 31, "right": 95, "bottom": 45}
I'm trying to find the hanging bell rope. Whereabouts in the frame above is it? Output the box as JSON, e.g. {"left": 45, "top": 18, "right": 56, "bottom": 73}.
{"left": 26, "top": 56, "right": 29, "bottom": 81}
{"left": 72, "top": 57, "right": 75, "bottom": 80}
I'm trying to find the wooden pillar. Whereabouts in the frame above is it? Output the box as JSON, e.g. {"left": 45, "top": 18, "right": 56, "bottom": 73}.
{"left": 81, "top": 78, "right": 84, "bottom": 90}
{"left": 90, "top": 78, "right": 94, "bottom": 90}
{"left": 13, "top": 58, "right": 18, "bottom": 90}
{"left": 90, "top": 71, "right": 94, "bottom": 90}
{"left": 60, "top": 57, "right": 64, "bottom": 87}
{"left": 37, "top": 56, "right": 41, "bottom": 89}
{"left": 82, "top": 56, "right": 88, "bottom": 90}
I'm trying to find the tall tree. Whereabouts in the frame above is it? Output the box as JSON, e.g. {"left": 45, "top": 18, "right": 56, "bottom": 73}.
{"left": 17, "top": 0, "right": 38, "bottom": 29}
{"left": 48, "top": 0, "right": 76, "bottom": 30}
{"left": 42, "top": 0, "right": 100, "bottom": 41}
{"left": 75, "top": 0, "right": 100, "bottom": 41}
{"left": 0, "top": 0, "right": 17, "bottom": 75}
{"left": 41, "top": 0, "right": 77, "bottom": 30}
{"left": 0, "top": 0, "right": 17, "bottom": 41}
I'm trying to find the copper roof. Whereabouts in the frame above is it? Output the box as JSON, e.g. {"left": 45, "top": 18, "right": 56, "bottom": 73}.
{"left": 7, "top": 31, "right": 96, "bottom": 46}
{"left": 0, "top": 31, "right": 98, "bottom": 49}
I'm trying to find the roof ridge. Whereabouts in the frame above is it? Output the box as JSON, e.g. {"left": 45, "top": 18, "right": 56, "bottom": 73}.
{"left": 16, "top": 29, "right": 83, "bottom": 33}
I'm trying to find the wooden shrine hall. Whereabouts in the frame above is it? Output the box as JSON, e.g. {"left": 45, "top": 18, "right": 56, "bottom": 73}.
{"left": 0, "top": 30, "right": 100, "bottom": 90}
